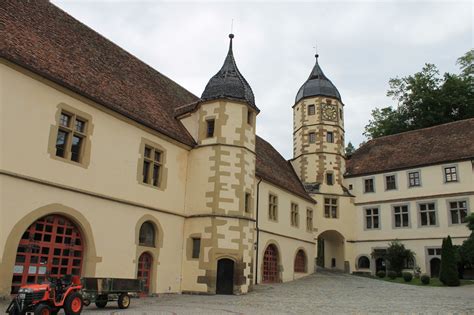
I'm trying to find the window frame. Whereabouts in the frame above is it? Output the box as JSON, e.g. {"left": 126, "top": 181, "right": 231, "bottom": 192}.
{"left": 290, "top": 202, "right": 299, "bottom": 227}
{"left": 417, "top": 201, "right": 438, "bottom": 228}
{"left": 191, "top": 237, "right": 201, "bottom": 259}
{"left": 137, "top": 139, "right": 167, "bottom": 191}
{"left": 247, "top": 110, "right": 253, "bottom": 126}
{"left": 363, "top": 177, "right": 375, "bottom": 193}
{"left": 307, "top": 104, "right": 315, "bottom": 116}
{"left": 392, "top": 203, "right": 410, "bottom": 229}
{"left": 306, "top": 208, "right": 313, "bottom": 232}
{"left": 326, "top": 172, "right": 334, "bottom": 185}
{"left": 244, "top": 192, "right": 251, "bottom": 213}
{"left": 138, "top": 221, "right": 156, "bottom": 247}
{"left": 326, "top": 131, "right": 334, "bottom": 143}
{"left": 324, "top": 197, "right": 338, "bottom": 219}
{"left": 384, "top": 173, "right": 397, "bottom": 191}
{"left": 446, "top": 199, "right": 469, "bottom": 225}
{"left": 268, "top": 193, "right": 278, "bottom": 221}
{"left": 443, "top": 164, "right": 459, "bottom": 183}
{"left": 309, "top": 132, "right": 316, "bottom": 144}
{"left": 206, "top": 119, "right": 215, "bottom": 138}
{"left": 364, "top": 206, "right": 381, "bottom": 230}
{"left": 407, "top": 169, "right": 422, "bottom": 188}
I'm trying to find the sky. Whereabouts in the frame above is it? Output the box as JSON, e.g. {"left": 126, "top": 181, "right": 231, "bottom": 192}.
{"left": 53, "top": 0, "right": 473, "bottom": 159}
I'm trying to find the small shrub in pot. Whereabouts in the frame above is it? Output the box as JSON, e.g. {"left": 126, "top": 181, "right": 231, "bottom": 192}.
{"left": 402, "top": 272, "right": 413, "bottom": 282}
{"left": 376, "top": 270, "right": 386, "bottom": 278}
{"left": 421, "top": 274, "right": 430, "bottom": 285}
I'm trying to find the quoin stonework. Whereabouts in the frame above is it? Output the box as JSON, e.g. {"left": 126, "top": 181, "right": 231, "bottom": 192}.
{"left": 1, "top": 1, "right": 473, "bottom": 297}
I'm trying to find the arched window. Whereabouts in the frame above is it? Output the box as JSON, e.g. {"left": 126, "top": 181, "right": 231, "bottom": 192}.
{"left": 294, "top": 250, "right": 307, "bottom": 273}
{"left": 358, "top": 256, "right": 370, "bottom": 269}
{"left": 139, "top": 222, "right": 155, "bottom": 247}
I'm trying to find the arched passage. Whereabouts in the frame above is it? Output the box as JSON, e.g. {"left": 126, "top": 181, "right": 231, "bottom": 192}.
{"left": 216, "top": 258, "right": 234, "bottom": 295}
{"left": 262, "top": 244, "right": 279, "bottom": 283}
{"left": 137, "top": 252, "right": 153, "bottom": 294}
{"left": 317, "top": 230, "right": 345, "bottom": 271}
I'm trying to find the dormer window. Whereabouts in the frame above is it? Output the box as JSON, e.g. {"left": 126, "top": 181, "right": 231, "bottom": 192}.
{"left": 206, "top": 119, "right": 215, "bottom": 138}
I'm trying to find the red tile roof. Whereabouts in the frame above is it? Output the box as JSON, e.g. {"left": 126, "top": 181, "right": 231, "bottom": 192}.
{"left": 346, "top": 119, "right": 474, "bottom": 177}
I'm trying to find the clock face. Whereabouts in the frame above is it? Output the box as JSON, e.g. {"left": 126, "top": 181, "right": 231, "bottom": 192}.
{"left": 322, "top": 104, "right": 338, "bottom": 121}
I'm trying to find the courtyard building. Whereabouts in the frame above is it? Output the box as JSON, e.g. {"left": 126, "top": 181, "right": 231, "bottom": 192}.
{"left": 0, "top": 1, "right": 472, "bottom": 297}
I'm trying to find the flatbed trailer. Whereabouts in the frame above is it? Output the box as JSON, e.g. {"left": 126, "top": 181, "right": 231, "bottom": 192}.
{"left": 81, "top": 277, "right": 143, "bottom": 309}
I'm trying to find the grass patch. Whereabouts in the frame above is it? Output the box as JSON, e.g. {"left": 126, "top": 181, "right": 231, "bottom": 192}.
{"left": 374, "top": 276, "right": 474, "bottom": 287}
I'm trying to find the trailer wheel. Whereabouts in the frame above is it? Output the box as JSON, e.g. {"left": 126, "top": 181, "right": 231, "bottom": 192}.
{"left": 118, "top": 293, "right": 130, "bottom": 309}
{"left": 64, "top": 292, "right": 83, "bottom": 315}
{"left": 95, "top": 298, "right": 108, "bottom": 308}
{"left": 34, "top": 304, "right": 52, "bottom": 315}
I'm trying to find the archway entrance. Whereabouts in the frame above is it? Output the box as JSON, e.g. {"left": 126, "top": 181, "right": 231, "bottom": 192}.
{"left": 262, "top": 244, "right": 279, "bottom": 283}
{"left": 137, "top": 252, "right": 153, "bottom": 294}
{"left": 216, "top": 259, "right": 234, "bottom": 295}
{"left": 11, "top": 215, "right": 84, "bottom": 293}
{"left": 430, "top": 258, "right": 441, "bottom": 278}
{"left": 317, "top": 230, "right": 345, "bottom": 271}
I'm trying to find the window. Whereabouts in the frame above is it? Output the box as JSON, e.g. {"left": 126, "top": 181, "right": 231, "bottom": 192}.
{"left": 192, "top": 238, "right": 201, "bottom": 259}
{"left": 427, "top": 248, "right": 441, "bottom": 256}
{"left": 291, "top": 203, "right": 299, "bottom": 227}
{"left": 308, "top": 104, "right": 315, "bottom": 115}
{"left": 365, "top": 207, "right": 380, "bottom": 229}
{"left": 306, "top": 208, "right": 313, "bottom": 231}
{"left": 294, "top": 250, "right": 307, "bottom": 273}
{"left": 393, "top": 205, "right": 409, "bottom": 228}
{"left": 326, "top": 173, "right": 334, "bottom": 185}
{"left": 54, "top": 111, "right": 88, "bottom": 163}
{"left": 244, "top": 193, "right": 251, "bottom": 213}
{"left": 385, "top": 175, "right": 397, "bottom": 190}
{"left": 247, "top": 110, "right": 253, "bottom": 125}
{"left": 449, "top": 200, "right": 468, "bottom": 224}
{"left": 268, "top": 194, "right": 278, "bottom": 221}
{"left": 326, "top": 131, "right": 334, "bottom": 143}
{"left": 364, "top": 178, "right": 374, "bottom": 193}
{"left": 139, "top": 222, "right": 156, "bottom": 247}
{"left": 348, "top": 184, "right": 353, "bottom": 190}
{"left": 444, "top": 166, "right": 458, "bottom": 182}
{"left": 206, "top": 119, "right": 215, "bottom": 138}
{"left": 142, "top": 146, "right": 163, "bottom": 187}
{"left": 339, "top": 108, "right": 343, "bottom": 120}
{"left": 324, "top": 198, "right": 338, "bottom": 218}
{"left": 358, "top": 256, "right": 370, "bottom": 269}
{"left": 408, "top": 171, "right": 421, "bottom": 187}
{"left": 419, "top": 202, "right": 437, "bottom": 226}
{"left": 309, "top": 132, "right": 316, "bottom": 143}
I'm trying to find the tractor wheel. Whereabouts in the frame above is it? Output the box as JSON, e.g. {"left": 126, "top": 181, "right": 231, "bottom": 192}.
{"left": 117, "top": 293, "right": 131, "bottom": 309}
{"left": 64, "top": 292, "right": 83, "bottom": 315}
{"left": 34, "top": 304, "right": 52, "bottom": 315}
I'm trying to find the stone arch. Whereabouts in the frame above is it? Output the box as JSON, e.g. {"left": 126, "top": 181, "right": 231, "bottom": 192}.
{"left": 317, "top": 230, "right": 345, "bottom": 271}
{"left": 355, "top": 254, "right": 371, "bottom": 269}
{"left": 0, "top": 203, "right": 100, "bottom": 296}
{"left": 293, "top": 247, "right": 308, "bottom": 273}
{"left": 261, "top": 240, "right": 282, "bottom": 283}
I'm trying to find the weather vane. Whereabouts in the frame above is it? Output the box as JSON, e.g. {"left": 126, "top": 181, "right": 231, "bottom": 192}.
{"left": 231, "top": 19, "right": 234, "bottom": 34}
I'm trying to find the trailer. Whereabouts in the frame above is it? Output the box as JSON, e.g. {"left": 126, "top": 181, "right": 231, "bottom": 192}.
{"left": 81, "top": 277, "right": 143, "bottom": 309}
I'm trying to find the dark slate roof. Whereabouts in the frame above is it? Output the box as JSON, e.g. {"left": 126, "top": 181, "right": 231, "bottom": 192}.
{"left": 201, "top": 34, "right": 258, "bottom": 111}
{"left": 0, "top": 0, "right": 198, "bottom": 146}
{"left": 295, "top": 54, "right": 341, "bottom": 104}
{"left": 256, "top": 136, "right": 316, "bottom": 203}
{"left": 345, "top": 119, "right": 474, "bottom": 177}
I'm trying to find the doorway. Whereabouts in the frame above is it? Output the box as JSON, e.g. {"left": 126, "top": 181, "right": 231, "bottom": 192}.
{"left": 137, "top": 252, "right": 153, "bottom": 294}
{"left": 375, "top": 258, "right": 386, "bottom": 273}
{"left": 430, "top": 258, "right": 441, "bottom": 278}
{"left": 216, "top": 259, "right": 234, "bottom": 295}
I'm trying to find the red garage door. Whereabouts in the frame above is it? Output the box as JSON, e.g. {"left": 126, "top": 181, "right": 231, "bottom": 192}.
{"left": 11, "top": 215, "right": 84, "bottom": 293}
{"left": 262, "top": 244, "right": 279, "bottom": 283}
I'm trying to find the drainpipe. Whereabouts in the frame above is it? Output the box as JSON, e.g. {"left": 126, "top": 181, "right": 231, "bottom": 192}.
{"left": 254, "top": 178, "right": 262, "bottom": 285}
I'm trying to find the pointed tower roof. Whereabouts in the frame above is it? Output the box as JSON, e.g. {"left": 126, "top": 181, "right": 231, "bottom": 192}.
{"left": 295, "top": 54, "right": 341, "bottom": 104}
{"left": 201, "top": 34, "right": 258, "bottom": 111}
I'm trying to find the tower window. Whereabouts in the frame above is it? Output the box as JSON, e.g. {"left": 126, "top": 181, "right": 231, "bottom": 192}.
{"left": 247, "top": 110, "right": 253, "bottom": 125}
{"left": 245, "top": 193, "right": 251, "bottom": 213}
{"left": 326, "top": 132, "right": 334, "bottom": 143}
{"left": 206, "top": 119, "right": 215, "bottom": 138}
{"left": 309, "top": 132, "right": 316, "bottom": 143}
{"left": 326, "top": 173, "right": 334, "bottom": 185}
{"left": 339, "top": 108, "right": 343, "bottom": 120}
{"left": 192, "top": 238, "right": 201, "bottom": 259}
{"left": 308, "top": 105, "right": 315, "bottom": 116}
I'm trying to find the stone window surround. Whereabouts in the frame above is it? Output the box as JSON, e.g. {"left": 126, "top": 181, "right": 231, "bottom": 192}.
{"left": 206, "top": 118, "right": 215, "bottom": 138}
{"left": 290, "top": 202, "right": 299, "bottom": 228}
{"left": 355, "top": 254, "right": 371, "bottom": 270}
{"left": 384, "top": 173, "right": 398, "bottom": 191}
{"left": 391, "top": 203, "right": 411, "bottom": 229}
{"left": 268, "top": 192, "right": 278, "bottom": 222}
{"left": 363, "top": 176, "right": 376, "bottom": 194}
{"left": 326, "top": 171, "right": 334, "bottom": 185}
{"left": 442, "top": 164, "right": 460, "bottom": 184}
{"left": 406, "top": 169, "right": 422, "bottom": 188}
{"left": 308, "top": 132, "right": 316, "bottom": 144}
{"left": 424, "top": 246, "right": 442, "bottom": 277}
{"left": 307, "top": 104, "right": 315, "bottom": 116}
{"left": 446, "top": 198, "right": 470, "bottom": 226}
{"left": 137, "top": 138, "right": 168, "bottom": 191}
{"left": 306, "top": 208, "right": 313, "bottom": 232}
{"left": 324, "top": 197, "right": 338, "bottom": 219}
{"left": 363, "top": 206, "right": 381, "bottom": 230}
{"left": 417, "top": 200, "right": 439, "bottom": 228}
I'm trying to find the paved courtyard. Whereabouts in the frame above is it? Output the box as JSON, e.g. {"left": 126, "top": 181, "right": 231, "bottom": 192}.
{"left": 2, "top": 271, "right": 474, "bottom": 314}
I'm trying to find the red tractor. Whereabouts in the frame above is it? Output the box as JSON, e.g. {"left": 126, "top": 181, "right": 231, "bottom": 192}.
{"left": 6, "top": 275, "right": 83, "bottom": 315}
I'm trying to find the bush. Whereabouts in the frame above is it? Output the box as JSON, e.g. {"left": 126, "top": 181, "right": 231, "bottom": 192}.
{"left": 440, "top": 236, "right": 460, "bottom": 286}
{"left": 387, "top": 270, "right": 397, "bottom": 279}
{"left": 383, "top": 240, "right": 416, "bottom": 275}
{"left": 421, "top": 274, "right": 430, "bottom": 285}
{"left": 402, "top": 272, "right": 413, "bottom": 282}
{"left": 376, "top": 270, "right": 386, "bottom": 278}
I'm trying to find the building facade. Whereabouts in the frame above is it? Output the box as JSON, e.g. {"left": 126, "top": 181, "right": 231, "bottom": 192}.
{"left": 0, "top": 1, "right": 472, "bottom": 297}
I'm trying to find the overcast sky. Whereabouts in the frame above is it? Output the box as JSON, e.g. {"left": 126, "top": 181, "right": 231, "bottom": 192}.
{"left": 53, "top": 0, "right": 472, "bottom": 159}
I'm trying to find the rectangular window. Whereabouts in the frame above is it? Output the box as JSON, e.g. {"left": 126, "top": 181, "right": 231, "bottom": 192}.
{"left": 142, "top": 145, "right": 162, "bottom": 187}
{"left": 247, "top": 110, "right": 253, "bottom": 125}
{"left": 444, "top": 166, "right": 458, "bottom": 182}
{"left": 308, "top": 104, "right": 315, "bottom": 115}
{"left": 55, "top": 111, "right": 87, "bottom": 163}
{"left": 309, "top": 132, "right": 316, "bottom": 143}
{"left": 324, "top": 198, "right": 338, "bottom": 218}
{"left": 385, "top": 175, "right": 397, "bottom": 190}
{"left": 393, "top": 205, "right": 409, "bottom": 228}
{"left": 365, "top": 208, "right": 380, "bottom": 229}
{"left": 306, "top": 208, "right": 313, "bottom": 231}
{"left": 192, "top": 238, "right": 201, "bottom": 259}
{"left": 268, "top": 194, "right": 278, "bottom": 221}
{"left": 291, "top": 203, "right": 299, "bottom": 227}
{"left": 428, "top": 248, "right": 442, "bottom": 256}
{"left": 326, "top": 131, "right": 334, "bottom": 143}
{"left": 326, "top": 173, "right": 334, "bottom": 185}
{"left": 339, "top": 108, "right": 343, "bottom": 120}
{"left": 449, "top": 200, "right": 468, "bottom": 224}
{"left": 244, "top": 193, "right": 251, "bottom": 213}
{"left": 206, "top": 119, "right": 215, "bottom": 138}
{"left": 364, "top": 178, "right": 374, "bottom": 193}
{"left": 408, "top": 171, "right": 421, "bottom": 187}
{"left": 419, "top": 202, "right": 437, "bottom": 226}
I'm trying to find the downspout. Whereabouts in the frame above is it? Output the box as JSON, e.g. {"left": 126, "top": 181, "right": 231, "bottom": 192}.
{"left": 254, "top": 178, "right": 262, "bottom": 285}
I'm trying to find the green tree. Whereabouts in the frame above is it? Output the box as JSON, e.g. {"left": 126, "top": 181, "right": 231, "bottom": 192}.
{"left": 380, "top": 240, "right": 415, "bottom": 275}
{"left": 459, "top": 213, "right": 474, "bottom": 265}
{"left": 440, "top": 235, "right": 460, "bottom": 286}
{"left": 345, "top": 142, "right": 355, "bottom": 156}
{"left": 364, "top": 50, "right": 474, "bottom": 139}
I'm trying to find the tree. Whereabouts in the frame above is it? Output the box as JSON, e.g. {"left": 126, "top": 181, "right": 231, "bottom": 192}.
{"left": 379, "top": 240, "right": 415, "bottom": 275}
{"left": 345, "top": 142, "right": 355, "bottom": 156}
{"left": 440, "top": 235, "right": 460, "bottom": 286}
{"left": 364, "top": 50, "right": 474, "bottom": 139}
{"left": 459, "top": 213, "right": 474, "bottom": 266}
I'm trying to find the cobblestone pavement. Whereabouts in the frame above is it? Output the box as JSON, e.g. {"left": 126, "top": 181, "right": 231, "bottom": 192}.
{"left": 2, "top": 271, "right": 473, "bottom": 314}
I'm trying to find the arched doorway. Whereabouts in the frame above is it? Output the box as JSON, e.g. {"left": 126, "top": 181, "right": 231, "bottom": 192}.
{"left": 262, "top": 244, "right": 279, "bottom": 283}
{"left": 11, "top": 215, "right": 84, "bottom": 293}
{"left": 430, "top": 258, "right": 441, "bottom": 278}
{"left": 357, "top": 256, "right": 370, "bottom": 269}
{"left": 294, "top": 250, "right": 307, "bottom": 273}
{"left": 216, "top": 259, "right": 234, "bottom": 295}
{"left": 137, "top": 252, "right": 153, "bottom": 294}
{"left": 317, "top": 230, "right": 345, "bottom": 271}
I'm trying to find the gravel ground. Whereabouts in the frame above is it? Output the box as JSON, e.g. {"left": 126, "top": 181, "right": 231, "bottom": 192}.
{"left": 2, "top": 271, "right": 473, "bottom": 314}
